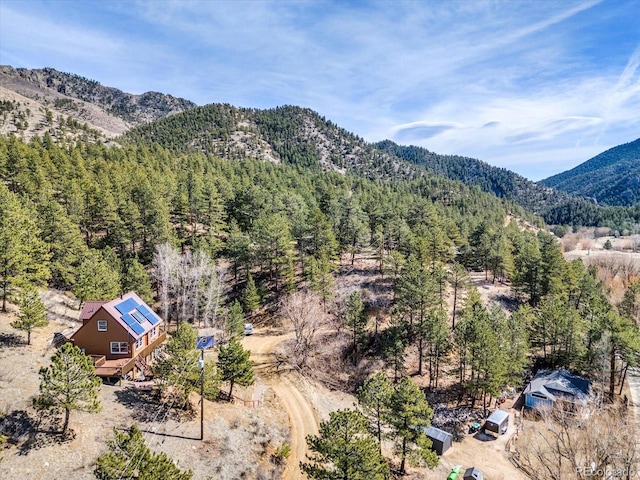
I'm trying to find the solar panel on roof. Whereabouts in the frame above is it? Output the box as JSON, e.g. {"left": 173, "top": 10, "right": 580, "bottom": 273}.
{"left": 122, "top": 313, "right": 136, "bottom": 326}
{"left": 137, "top": 304, "right": 160, "bottom": 325}
{"left": 114, "top": 298, "right": 139, "bottom": 314}
{"left": 129, "top": 321, "right": 145, "bottom": 336}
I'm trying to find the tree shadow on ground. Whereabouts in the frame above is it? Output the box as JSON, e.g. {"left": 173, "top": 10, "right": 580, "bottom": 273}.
{"left": 491, "top": 294, "right": 520, "bottom": 311}
{"left": 0, "top": 409, "right": 74, "bottom": 455}
{"left": 0, "top": 332, "right": 24, "bottom": 348}
{"left": 113, "top": 387, "right": 194, "bottom": 423}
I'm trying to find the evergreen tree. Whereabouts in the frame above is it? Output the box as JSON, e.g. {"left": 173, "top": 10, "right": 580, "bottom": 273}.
{"left": 74, "top": 249, "right": 121, "bottom": 306}
{"left": 385, "top": 377, "right": 438, "bottom": 474}
{"left": 33, "top": 342, "right": 101, "bottom": 434}
{"left": 226, "top": 217, "right": 251, "bottom": 283}
{"left": 121, "top": 257, "right": 153, "bottom": 304}
{"left": 394, "top": 256, "right": 438, "bottom": 375}
{"left": 382, "top": 306, "right": 407, "bottom": 383}
{"left": 0, "top": 183, "right": 51, "bottom": 311}
{"left": 309, "top": 249, "right": 336, "bottom": 308}
{"left": 154, "top": 322, "right": 220, "bottom": 407}
{"left": 356, "top": 371, "right": 392, "bottom": 449}
{"left": 344, "top": 290, "right": 368, "bottom": 364}
{"left": 301, "top": 409, "right": 389, "bottom": 480}
{"left": 424, "top": 306, "right": 449, "bottom": 389}
{"left": 241, "top": 273, "right": 260, "bottom": 314}
{"left": 217, "top": 337, "right": 254, "bottom": 398}
{"left": 251, "top": 213, "right": 293, "bottom": 291}
{"left": 226, "top": 300, "right": 246, "bottom": 340}
{"left": 36, "top": 196, "right": 88, "bottom": 288}
{"left": 11, "top": 284, "right": 47, "bottom": 345}
{"left": 448, "top": 262, "right": 468, "bottom": 328}
{"left": 283, "top": 253, "right": 297, "bottom": 293}
{"left": 94, "top": 425, "right": 193, "bottom": 480}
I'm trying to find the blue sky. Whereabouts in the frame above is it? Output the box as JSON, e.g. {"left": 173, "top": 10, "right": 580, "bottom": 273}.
{"left": 1, "top": 0, "right": 639, "bottom": 180}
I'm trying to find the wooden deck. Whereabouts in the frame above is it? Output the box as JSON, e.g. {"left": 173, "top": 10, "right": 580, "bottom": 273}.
{"left": 93, "top": 331, "right": 167, "bottom": 379}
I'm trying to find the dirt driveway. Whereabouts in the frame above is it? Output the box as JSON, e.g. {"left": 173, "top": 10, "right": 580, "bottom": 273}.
{"left": 243, "top": 329, "right": 321, "bottom": 480}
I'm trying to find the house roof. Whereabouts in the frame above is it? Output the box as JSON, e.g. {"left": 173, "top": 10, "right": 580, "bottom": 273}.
{"left": 423, "top": 426, "right": 452, "bottom": 442}
{"left": 80, "top": 301, "right": 107, "bottom": 321}
{"left": 523, "top": 369, "right": 591, "bottom": 403}
{"left": 486, "top": 409, "right": 509, "bottom": 425}
{"left": 92, "top": 292, "right": 162, "bottom": 340}
{"left": 463, "top": 467, "right": 484, "bottom": 480}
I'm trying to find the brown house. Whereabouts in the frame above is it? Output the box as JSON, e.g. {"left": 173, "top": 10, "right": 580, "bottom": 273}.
{"left": 71, "top": 292, "right": 167, "bottom": 381}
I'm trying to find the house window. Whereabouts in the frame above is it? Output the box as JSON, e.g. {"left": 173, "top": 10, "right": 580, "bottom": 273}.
{"left": 150, "top": 327, "right": 157, "bottom": 341}
{"left": 110, "top": 342, "right": 129, "bottom": 354}
{"left": 531, "top": 393, "right": 548, "bottom": 400}
{"left": 97, "top": 320, "right": 107, "bottom": 331}
{"left": 136, "top": 338, "right": 144, "bottom": 350}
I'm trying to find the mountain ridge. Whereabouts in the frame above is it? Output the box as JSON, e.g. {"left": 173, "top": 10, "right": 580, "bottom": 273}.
{"left": 2, "top": 64, "right": 638, "bottom": 228}
{"left": 0, "top": 65, "right": 196, "bottom": 140}
{"left": 540, "top": 138, "right": 640, "bottom": 206}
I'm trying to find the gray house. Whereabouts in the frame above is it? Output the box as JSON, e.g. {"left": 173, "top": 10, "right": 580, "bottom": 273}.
{"left": 423, "top": 426, "right": 453, "bottom": 455}
{"left": 523, "top": 369, "right": 591, "bottom": 410}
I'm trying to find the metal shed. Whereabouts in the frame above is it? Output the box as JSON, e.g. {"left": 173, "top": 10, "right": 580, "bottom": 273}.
{"left": 484, "top": 409, "right": 509, "bottom": 435}
{"left": 423, "top": 426, "right": 453, "bottom": 455}
{"left": 463, "top": 467, "right": 484, "bottom": 480}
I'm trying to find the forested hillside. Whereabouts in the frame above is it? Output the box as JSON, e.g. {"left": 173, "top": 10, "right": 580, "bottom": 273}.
{"left": 0, "top": 134, "right": 530, "bottom": 298}
{"left": 122, "top": 104, "right": 418, "bottom": 180}
{"left": 541, "top": 138, "right": 640, "bottom": 206}
{"left": 376, "top": 140, "right": 640, "bottom": 229}
{"left": 2, "top": 132, "right": 640, "bottom": 421}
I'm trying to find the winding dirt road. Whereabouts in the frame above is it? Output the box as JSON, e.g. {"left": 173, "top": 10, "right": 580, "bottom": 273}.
{"left": 243, "top": 329, "right": 319, "bottom": 480}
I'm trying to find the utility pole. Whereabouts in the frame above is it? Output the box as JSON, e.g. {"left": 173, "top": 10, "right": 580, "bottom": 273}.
{"left": 199, "top": 349, "right": 204, "bottom": 440}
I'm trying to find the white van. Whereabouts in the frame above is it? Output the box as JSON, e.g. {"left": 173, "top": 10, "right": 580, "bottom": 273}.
{"left": 244, "top": 323, "right": 254, "bottom": 335}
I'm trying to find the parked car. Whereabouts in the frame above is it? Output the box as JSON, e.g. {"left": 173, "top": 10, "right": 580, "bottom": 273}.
{"left": 244, "top": 323, "right": 254, "bottom": 335}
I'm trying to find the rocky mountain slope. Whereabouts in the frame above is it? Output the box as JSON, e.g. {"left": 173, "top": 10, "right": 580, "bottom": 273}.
{"left": 122, "top": 104, "right": 420, "bottom": 181}
{"left": 0, "top": 66, "right": 196, "bottom": 141}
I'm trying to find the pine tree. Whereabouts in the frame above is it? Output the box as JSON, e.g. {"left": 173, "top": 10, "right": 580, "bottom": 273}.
{"left": 301, "top": 409, "right": 389, "bottom": 480}
{"left": 382, "top": 306, "right": 407, "bottom": 383}
{"left": 154, "top": 322, "right": 220, "bottom": 407}
{"left": 283, "top": 253, "right": 297, "bottom": 293}
{"left": 226, "top": 300, "right": 246, "bottom": 340}
{"left": 394, "top": 256, "right": 438, "bottom": 375}
{"left": 33, "top": 342, "right": 101, "bottom": 434}
{"left": 121, "top": 257, "right": 153, "bottom": 304}
{"left": 0, "top": 184, "right": 51, "bottom": 311}
{"left": 217, "top": 337, "right": 254, "bottom": 398}
{"left": 74, "top": 249, "right": 121, "bottom": 306}
{"left": 344, "top": 290, "right": 368, "bottom": 364}
{"left": 11, "top": 284, "right": 47, "bottom": 345}
{"left": 356, "top": 371, "right": 392, "bottom": 450}
{"left": 385, "top": 377, "right": 438, "bottom": 474}
{"left": 94, "top": 425, "right": 192, "bottom": 480}
{"left": 241, "top": 273, "right": 260, "bottom": 314}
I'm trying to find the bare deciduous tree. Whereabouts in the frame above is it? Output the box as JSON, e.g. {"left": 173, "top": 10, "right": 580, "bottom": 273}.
{"left": 516, "top": 400, "right": 639, "bottom": 480}
{"left": 152, "top": 243, "right": 222, "bottom": 328}
{"left": 279, "top": 290, "right": 327, "bottom": 368}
